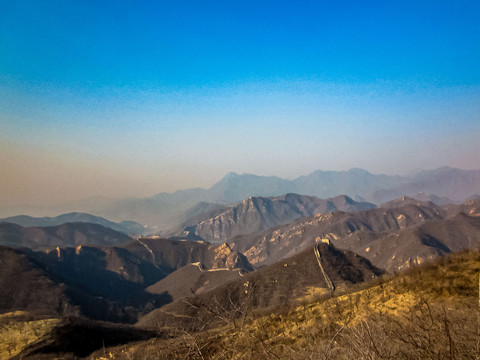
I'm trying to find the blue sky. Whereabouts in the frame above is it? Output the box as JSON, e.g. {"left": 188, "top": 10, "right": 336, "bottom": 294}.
{"left": 1, "top": 0, "right": 479, "bottom": 205}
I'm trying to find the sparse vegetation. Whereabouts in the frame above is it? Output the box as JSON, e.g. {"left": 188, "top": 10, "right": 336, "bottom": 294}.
{"left": 87, "top": 248, "right": 480, "bottom": 359}
{"left": 0, "top": 312, "right": 61, "bottom": 359}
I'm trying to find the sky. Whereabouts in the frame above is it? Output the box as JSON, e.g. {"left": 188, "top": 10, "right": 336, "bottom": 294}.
{"left": 1, "top": 0, "right": 480, "bottom": 206}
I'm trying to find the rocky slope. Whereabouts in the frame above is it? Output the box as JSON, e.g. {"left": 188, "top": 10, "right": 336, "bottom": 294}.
{"left": 137, "top": 242, "right": 383, "bottom": 331}
{"left": 123, "top": 238, "right": 253, "bottom": 273}
{"left": 230, "top": 201, "right": 443, "bottom": 267}
{"left": 230, "top": 198, "right": 480, "bottom": 272}
{"left": 0, "top": 236, "right": 253, "bottom": 324}
{"left": 177, "top": 194, "right": 375, "bottom": 242}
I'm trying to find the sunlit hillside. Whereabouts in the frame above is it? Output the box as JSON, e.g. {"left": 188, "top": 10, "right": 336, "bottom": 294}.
{"left": 86, "top": 248, "right": 480, "bottom": 359}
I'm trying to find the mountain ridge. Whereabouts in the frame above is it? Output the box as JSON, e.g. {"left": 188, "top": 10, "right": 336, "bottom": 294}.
{"left": 137, "top": 242, "right": 383, "bottom": 331}
{"left": 176, "top": 194, "right": 375, "bottom": 242}
{"left": 0, "top": 212, "right": 147, "bottom": 235}
{"left": 1, "top": 167, "right": 479, "bottom": 231}
{"left": 229, "top": 198, "right": 480, "bottom": 272}
{"left": 0, "top": 222, "right": 134, "bottom": 250}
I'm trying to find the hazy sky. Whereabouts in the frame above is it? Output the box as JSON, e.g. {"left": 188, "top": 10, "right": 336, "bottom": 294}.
{"left": 1, "top": 0, "right": 480, "bottom": 206}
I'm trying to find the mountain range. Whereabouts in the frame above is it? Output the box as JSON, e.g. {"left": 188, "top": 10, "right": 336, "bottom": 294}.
{"left": 1, "top": 195, "right": 479, "bottom": 358}
{"left": 0, "top": 222, "right": 134, "bottom": 250}
{"left": 0, "top": 212, "right": 147, "bottom": 235}
{"left": 2, "top": 167, "right": 479, "bottom": 232}
{"left": 230, "top": 197, "right": 480, "bottom": 272}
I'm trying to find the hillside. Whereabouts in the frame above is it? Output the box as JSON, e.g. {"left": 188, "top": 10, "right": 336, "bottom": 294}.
{"left": 380, "top": 195, "right": 440, "bottom": 209}
{"left": 177, "top": 194, "right": 375, "bottom": 242}
{"left": 146, "top": 264, "right": 247, "bottom": 302}
{"left": 0, "top": 222, "right": 134, "bottom": 250}
{"left": 137, "top": 243, "right": 383, "bottom": 331}
{"left": 335, "top": 212, "right": 480, "bottom": 272}
{"left": 174, "top": 201, "right": 230, "bottom": 230}
{"left": 230, "top": 201, "right": 445, "bottom": 268}
{"left": 89, "top": 247, "right": 480, "bottom": 360}
{"left": 2, "top": 239, "right": 478, "bottom": 359}
{"left": 0, "top": 237, "right": 254, "bottom": 324}
{"left": 0, "top": 247, "right": 75, "bottom": 318}
{"left": 230, "top": 198, "right": 480, "bottom": 273}
{"left": 0, "top": 313, "right": 155, "bottom": 360}
{"left": 122, "top": 238, "right": 253, "bottom": 273}
{"left": 0, "top": 245, "right": 170, "bottom": 323}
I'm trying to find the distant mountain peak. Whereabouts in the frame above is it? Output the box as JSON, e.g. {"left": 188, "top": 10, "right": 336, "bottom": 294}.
{"left": 434, "top": 166, "right": 455, "bottom": 172}
{"left": 222, "top": 171, "right": 240, "bottom": 179}
{"left": 334, "top": 194, "right": 355, "bottom": 202}
{"left": 347, "top": 167, "right": 372, "bottom": 174}
{"left": 7, "top": 166, "right": 479, "bottom": 231}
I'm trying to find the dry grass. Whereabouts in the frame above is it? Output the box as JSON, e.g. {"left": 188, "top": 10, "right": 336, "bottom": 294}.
{"left": 87, "top": 248, "right": 480, "bottom": 359}
{"left": 0, "top": 311, "right": 62, "bottom": 359}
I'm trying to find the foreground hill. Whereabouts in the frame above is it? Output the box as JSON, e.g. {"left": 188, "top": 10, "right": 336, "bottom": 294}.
{"left": 0, "top": 222, "right": 134, "bottom": 250}
{"left": 230, "top": 199, "right": 480, "bottom": 272}
{"left": 2, "top": 243, "right": 478, "bottom": 358}
{"left": 137, "top": 243, "right": 383, "bottom": 331}
{"left": 0, "top": 212, "right": 146, "bottom": 235}
{"left": 177, "top": 194, "right": 375, "bottom": 242}
{"left": 0, "top": 313, "right": 155, "bottom": 360}
{"left": 87, "top": 248, "right": 480, "bottom": 360}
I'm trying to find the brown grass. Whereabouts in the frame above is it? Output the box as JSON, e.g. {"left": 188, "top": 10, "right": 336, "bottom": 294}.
{"left": 87, "top": 248, "right": 480, "bottom": 359}
{"left": 0, "top": 312, "right": 62, "bottom": 359}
